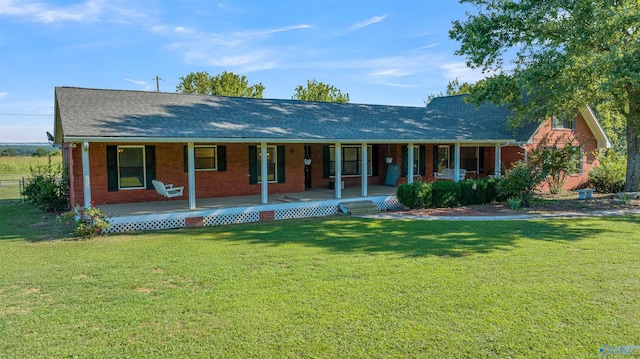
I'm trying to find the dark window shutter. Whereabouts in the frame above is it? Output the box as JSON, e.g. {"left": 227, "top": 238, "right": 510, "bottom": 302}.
{"left": 218, "top": 145, "right": 226, "bottom": 171}
{"left": 107, "top": 145, "right": 118, "bottom": 192}
{"left": 433, "top": 146, "right": 438, "bottom": 174}
{"left": 419, "top": 146, "right": 426, "bottom": 176}
{"left": 322, "top": 145, "right": 330, "bottom": 179}
{"left": 479, "top": 147, "right": 485, "bottom": 173}
{"left": 248, "top": 145, "right": 257, "bottom": 185}
{"left": 277, "top": 145, "right": 285, "bottom": 183}
{"left": 183, "top": 146, "right": 188, "bottom": 172}
{"left": 371, "top": 145, "right": 379, "bottom": 176}
{"left": 401, "top": 146, "right": 408, "bottom": 177}
{"left": 450, "top": 145, "right": 455, "bottom": 168}
{"left": 145, "top": 146, "right": 155, "bottom": 189}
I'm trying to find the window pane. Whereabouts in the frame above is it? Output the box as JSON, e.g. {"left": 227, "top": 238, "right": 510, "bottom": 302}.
{"left": 344, "top": 147, "right": 358, "bottom": 161}
{"left": 460, "top": 147, "right": 478, "bottom": 172}
{"left": 119, "top": 147, "right": 144, "bottom": 188}
{"left": 257, "top": 146, "right": 277, "bottom": 182}
{"left": 195, "top": 147, "right": 216, "bottom": 170}
{"left": 437, "top": 146, "right": 449, "bottom": 172}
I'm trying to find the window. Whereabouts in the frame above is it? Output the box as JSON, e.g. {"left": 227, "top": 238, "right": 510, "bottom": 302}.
{"left": 329, "top": 145, "right": 372, "bottom": 176}
{"left": 257, "top": 146, "right": 277, "bottom": 182}
{"left": 436, "top": 145, "right": 449, "bottom": 172}
{"left": 460, "top": 147, "right": 479, "bottom": 172}
{"left": 118, "top": 146, "right": 145, "bottom": 189}
{"left": 194, "top": 146, "right": 217, "bottom": 170}
{"left": 552, "top": 116, "right": 576, "bottom": 130}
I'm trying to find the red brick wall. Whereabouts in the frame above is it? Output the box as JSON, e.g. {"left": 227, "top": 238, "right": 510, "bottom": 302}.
{"left": 70, "top": 142, "right": 306, "bottom": 207}
{"left": 526, "top": 114, "right": 599, "bottom": 190}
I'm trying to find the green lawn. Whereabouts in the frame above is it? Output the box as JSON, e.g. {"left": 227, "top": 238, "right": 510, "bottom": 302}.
{"left": 1, "top": 201, "right": 639, "bottom": 357}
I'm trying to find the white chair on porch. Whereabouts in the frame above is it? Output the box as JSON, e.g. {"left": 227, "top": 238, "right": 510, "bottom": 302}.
{"left": 152, "top": 180, "right": 184, "bottom": 198}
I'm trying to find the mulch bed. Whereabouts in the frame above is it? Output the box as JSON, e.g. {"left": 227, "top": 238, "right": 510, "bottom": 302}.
{"left": 400, "top": 193, "right": 640, "bottom": 217}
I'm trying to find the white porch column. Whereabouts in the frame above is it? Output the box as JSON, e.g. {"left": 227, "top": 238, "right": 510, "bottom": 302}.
{"left": 335, "top": 143, "right": 342, "bottom": 199}
{"left": 361, "top": 143, "right": 368, "bottom": 197}
{"left": 407, "top": 143, "right": 414, "bottom": 184}
{"left": 454, "top": 143, "right": 461, "bottom": 182}
{"left": 81, "top": 141, "right": 91, "bottom": 208}
{"left": 187, "top": 142, "right": 196, "bottom": 209}
{"left": 260, "top": 142, "right": 269, "bottom": 204}
{"left": 494, "top": 143, "right": 501, "bottom": 179}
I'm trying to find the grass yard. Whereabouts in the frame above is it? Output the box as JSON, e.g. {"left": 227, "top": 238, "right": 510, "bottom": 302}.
{"left": 1, "top": 201, "right": 639, "bottom": 357}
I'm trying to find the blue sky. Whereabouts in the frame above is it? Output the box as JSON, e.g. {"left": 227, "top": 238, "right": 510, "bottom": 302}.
{"left": 0, "top": 0, "right": 486, "bottom": 142}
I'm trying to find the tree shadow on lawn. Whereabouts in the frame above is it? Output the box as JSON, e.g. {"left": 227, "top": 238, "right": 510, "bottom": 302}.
{"left": 193, "top": 216, "right": 620, "bottom": 258}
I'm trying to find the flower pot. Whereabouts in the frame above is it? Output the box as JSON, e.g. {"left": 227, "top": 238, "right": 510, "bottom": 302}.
{"left": 385, "top": 157, "right": 393, "bottom": 164}
{"left": 304, "top": 159, "right": 312, "bottom": 165}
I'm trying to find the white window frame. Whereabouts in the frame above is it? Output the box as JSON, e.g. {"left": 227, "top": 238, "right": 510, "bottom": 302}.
{"left": 329, "top": 145, "right": 373, "bottom": 177}
{"left": 194, "top": 145, "right": 218, "bottom": 171}
{"left": 117, "top": 145, "right": 146, "bottom": 190}
{"left": 552, "top": 116, "right": 576, "bottom": 130}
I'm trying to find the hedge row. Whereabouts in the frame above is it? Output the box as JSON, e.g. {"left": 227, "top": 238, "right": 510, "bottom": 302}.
{"left": 396, "top": 178, "right": 500, "bottom": 209}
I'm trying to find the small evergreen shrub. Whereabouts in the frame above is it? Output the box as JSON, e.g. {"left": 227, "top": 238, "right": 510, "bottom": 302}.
{"left": 431, "top": 181, "right": 461, "bottom": 208}
{"left": 485, "top": 178, "right": 500, "bottom": 203}
{"left": 459, "top": 179, "right": 489, "bottom": 205}
{"left": 396, "top": 182, "right": 432, "bottom": 209}
{"left": 589, "top": 150, "right": 626, "bottom": 193}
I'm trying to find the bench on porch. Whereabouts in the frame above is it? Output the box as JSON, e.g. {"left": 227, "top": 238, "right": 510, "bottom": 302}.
{"left": 434, "top": 168, "right": 467, "bottom": 181}
{"left": 575, "top": 188, "right": 595, "bottom": 200}
{"left": 152, "top": 180, "right": 184, "bottom": 198}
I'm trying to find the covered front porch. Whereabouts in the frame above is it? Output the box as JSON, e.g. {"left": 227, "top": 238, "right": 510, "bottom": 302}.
{"left": 99, "top": 185, "right": 402, "bottom": 233}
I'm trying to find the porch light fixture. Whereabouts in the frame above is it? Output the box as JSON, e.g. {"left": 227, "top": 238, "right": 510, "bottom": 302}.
{"left": 385, "top": 145, "right": 393, "bottom": 164}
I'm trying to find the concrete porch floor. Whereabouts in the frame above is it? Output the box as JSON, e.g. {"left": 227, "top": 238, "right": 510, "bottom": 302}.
{"left": 98, "top": 185, "right": 398, "bottom": 217}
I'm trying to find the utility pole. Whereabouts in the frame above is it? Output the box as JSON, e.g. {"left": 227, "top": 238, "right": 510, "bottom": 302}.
{"left": 154, "top": 76, "right": 163, "bottom": 92}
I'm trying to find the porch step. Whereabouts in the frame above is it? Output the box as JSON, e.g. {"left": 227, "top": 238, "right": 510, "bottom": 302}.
{"left": 339, "top": 200, "right": 381, "bottom": 215}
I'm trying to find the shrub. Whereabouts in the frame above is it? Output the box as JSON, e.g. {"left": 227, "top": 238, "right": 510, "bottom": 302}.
{"left": 431, "top": 181, "right": 461, "bottom": 208}
{"left": 57, "top": 206, "right": 110, "bottom": 239}
{"left": 497, "top": 161, "right": 546, "bottom": 207}
{"left": 485, "top": 178, "right": 500, "bottom": 203}
{"left": 589, "top": 150, "right": 626, "bottom": 193}
{"left": 396, "top": 182, "right": 432, "bottom": 209}
{"left": 528, "top": 136, "right": 581, "bottom": 194}
{"left": 507, "top": 196, "right": 522, "bottom": 210}
{"left": 459, "top": 179, "right": 489, "bottom": 205}
{"left": 22, "top": 157, "right": 69, "bottom": 212}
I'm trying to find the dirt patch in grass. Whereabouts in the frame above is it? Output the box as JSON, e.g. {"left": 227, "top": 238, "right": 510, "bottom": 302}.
{"left": 402, "top": 193, "right": 640, "bottom": 217}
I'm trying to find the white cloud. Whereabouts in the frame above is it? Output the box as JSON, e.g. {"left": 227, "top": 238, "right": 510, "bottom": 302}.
{"left": 440, "top": 62, "right": 489, "bottom": 83}
{"left": 0, "top": 0, "right": 150, "bottom": 24}
{"left": 416, "top": 43, "right": 440, "bottom": 50}
{"left": 125, "top": 79, "right": 146, "bottom": 85}
{"left": 175, "top": 26, "right": 195, "bottom": 34}
{"left": 349, "top": 14, "right": 388, "bottom": 32}
{"left": 155, "top": 23, "right": 311, "bottom": 73}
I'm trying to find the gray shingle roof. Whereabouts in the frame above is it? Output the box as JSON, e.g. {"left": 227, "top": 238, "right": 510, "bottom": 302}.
{"left": 54, "top": 87, "right": 534, "bottom": 143}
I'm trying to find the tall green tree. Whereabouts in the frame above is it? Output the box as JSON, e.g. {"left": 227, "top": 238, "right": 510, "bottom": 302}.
{"left": 176, "top": 71, "right": 265, "bottom": 98}
{"left": 292, "top": 80, "right": 349, "bottom": 103}
{"left": 450, "top": 0, "right": 640, "bottom": 191}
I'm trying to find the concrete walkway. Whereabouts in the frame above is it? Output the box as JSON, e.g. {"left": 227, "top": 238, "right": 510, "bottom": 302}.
{"left": 358, "top": 208, "right": 640, "bottom": 221}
